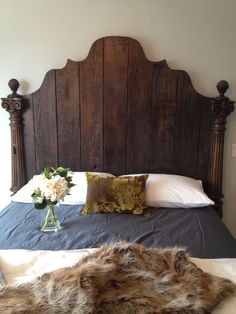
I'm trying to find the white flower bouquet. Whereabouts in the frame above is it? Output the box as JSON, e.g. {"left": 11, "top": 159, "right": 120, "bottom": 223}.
{"left": 31, "top": 167, "right": 74, "bottom": 209}
{"left": 31, "top": 167, "right": 74, "bottom": 232}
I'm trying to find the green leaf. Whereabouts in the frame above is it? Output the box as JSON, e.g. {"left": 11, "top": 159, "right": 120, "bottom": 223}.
{"left": 55, "top": 167, "right": 67, "bottom": 177}
{"left": 34, "top": 199, "right": 47, "bottom": 210}
{"left": 43, "top": 167, "right": 50, "bottom": 179}
{"left": 56, "top": 167, "right": 65, "bottom": 172}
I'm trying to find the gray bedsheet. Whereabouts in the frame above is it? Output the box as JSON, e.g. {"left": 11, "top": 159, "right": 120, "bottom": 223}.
{"left": 0, "top": 202, "right": 236, "bottom": 258}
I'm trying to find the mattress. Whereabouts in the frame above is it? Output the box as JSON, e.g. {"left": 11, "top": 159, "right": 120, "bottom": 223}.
{"left": 0, "top": 202, "right": 236, "bottom": 258}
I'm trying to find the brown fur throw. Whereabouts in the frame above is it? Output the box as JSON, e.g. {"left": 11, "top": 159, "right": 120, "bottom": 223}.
{"left": 0, "top": 242, "right": 235, "bottom": 314}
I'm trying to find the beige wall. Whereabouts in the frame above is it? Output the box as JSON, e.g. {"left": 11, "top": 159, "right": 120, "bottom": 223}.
{"left": 0, "top": 0, "right": 236, "bottom": 236}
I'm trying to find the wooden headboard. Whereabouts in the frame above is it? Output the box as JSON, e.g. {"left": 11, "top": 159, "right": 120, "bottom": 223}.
{"left": 1, "top": 36, "right": 235, "bottom": 217}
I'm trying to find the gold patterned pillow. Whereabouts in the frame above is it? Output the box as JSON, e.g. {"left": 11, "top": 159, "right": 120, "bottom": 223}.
{"left": 82, "top": 173, "right": 149, "bottom": 215}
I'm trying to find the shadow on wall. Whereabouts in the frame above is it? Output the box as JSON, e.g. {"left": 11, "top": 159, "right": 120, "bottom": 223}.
{"left": 19, "top": 80, "right": 30, "bottom": 95}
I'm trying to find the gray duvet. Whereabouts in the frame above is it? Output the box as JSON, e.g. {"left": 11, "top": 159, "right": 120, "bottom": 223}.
{"left": 0, "top": 202, "right": 236, "bottom": 258}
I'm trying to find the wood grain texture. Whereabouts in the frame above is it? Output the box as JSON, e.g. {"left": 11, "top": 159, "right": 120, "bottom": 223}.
{"left": 2, "top": 37, "right": 234, "bottom": 216}
{"left": 103, "top": 37, "right": 129, "bottom": 175}
{"left": 150, "top": 61, "right": 178, "bottom": 174}
{"left": 197, "top": 96, "right": 212, "bottom": 192}
{"left": 127, "top": 39, "right": 152, "bottom": 174}
{"left": 174, "top": 71, "right": 201, "bottom": 178}
{"left": 80, "top": 39, "right": 104, "bottom": 172}
{"left": 32, "top": 70, "right": 58, "bottom": 173}
{"left": 56, "top": 60, "right": 80, "bottom": 170}
{"left": 22, "top": 94, "right": 36, "bottom": 181}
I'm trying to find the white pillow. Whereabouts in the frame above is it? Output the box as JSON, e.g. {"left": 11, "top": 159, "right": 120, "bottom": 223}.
{"left": 11, "top": 172, "right": 113, "bottom": 205}
{"left": 12, "top": 172, "right": 214, "bottom": 208}
{"left": 122, "top": 174, "right": 214, "bottom": 208}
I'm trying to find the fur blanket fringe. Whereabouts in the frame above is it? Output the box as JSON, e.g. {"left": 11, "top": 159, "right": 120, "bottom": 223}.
{"left": 0, "top": 242, "right": 235, "bottom": 313}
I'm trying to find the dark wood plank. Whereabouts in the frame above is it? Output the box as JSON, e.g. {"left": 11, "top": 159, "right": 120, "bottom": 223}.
{"left": 127, "top": 39, "right": 152, "bottom": 174}
{"left": 33, "top": 70, "right": 58, "bottom": 173}
{"left": 80, "top": 39, "right": 104, "bottom": 172}
{"left": 150, "top": 62, "right": 178, "bottom": 173}
{"left": 173, "top": 71, "right": 201, "bottom": 178}
{"left": 103, "top": 37, "right": 129, "bottom": 175}
{"left": 197, "top": 96, "right": 212, "bottom": 191}
{"left": 22, "top": 94, "right": 36, "bottom": 179}
{"left": 56, "top": 60, "right": 80, "bottom": 171}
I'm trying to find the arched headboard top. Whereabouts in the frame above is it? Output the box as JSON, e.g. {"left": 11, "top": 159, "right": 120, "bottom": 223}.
{"left": 1, "top": 36, "right": 235, "bottom": 216}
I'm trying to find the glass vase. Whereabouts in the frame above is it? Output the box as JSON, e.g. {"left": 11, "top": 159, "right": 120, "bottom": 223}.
{"left": 40, "top": 204, "right": 61, "bottom": 232}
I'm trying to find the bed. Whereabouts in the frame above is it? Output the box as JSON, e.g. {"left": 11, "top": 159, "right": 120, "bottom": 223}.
{"left": 1, "top": 36, "right": 236, "bottom": 313}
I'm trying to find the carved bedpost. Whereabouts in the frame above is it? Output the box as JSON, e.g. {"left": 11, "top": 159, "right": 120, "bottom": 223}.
{"left": 1, "top": 79, "right": 26, "bottom": 194}
{"left": 208, "top": 80, "right": 235, "bottom": 218}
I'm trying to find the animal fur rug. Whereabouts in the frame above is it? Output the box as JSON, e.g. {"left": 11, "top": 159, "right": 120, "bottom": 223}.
{"left": 0, "top": 242, "right": 235, "bottom": 314}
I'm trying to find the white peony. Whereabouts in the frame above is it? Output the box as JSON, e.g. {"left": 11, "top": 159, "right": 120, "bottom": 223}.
{"left": 31, "top": 174, "right": 70, "bottom": 203}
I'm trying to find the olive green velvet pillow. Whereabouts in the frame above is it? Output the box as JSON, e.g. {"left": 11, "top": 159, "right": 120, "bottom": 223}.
{"left": 82, "top": 173, "right": 149, "bottom": 215}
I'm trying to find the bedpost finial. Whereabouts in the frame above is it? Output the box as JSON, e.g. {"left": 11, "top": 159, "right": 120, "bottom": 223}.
{"left": 216, "top": 80, "right": 229, "bottom": 98}
{"left": 211, "top": 81, "right": 234, "bottom": 118}
{"left": 8, "top": 79, "right": 20, "bottom": 97}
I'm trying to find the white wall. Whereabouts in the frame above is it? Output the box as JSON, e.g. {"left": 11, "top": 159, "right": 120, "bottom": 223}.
{"left": 0, "top": 0, "right": 236, "bottom": 236}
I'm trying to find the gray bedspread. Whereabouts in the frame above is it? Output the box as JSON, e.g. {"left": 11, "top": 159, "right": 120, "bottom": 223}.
{"left": 0, "top": 202, "right": 236, "bottom": 258}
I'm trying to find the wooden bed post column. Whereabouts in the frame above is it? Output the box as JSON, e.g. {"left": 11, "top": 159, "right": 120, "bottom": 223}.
{"left": 1, "top": 79, "right": 26, "bottom": 194}
{"left": 208, "top": 80, "right": 235, "bottom": 218}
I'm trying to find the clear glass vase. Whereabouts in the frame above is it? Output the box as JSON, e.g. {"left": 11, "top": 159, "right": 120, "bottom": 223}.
{"left": 40, "top": 204, "right": 61, "bottom": 232}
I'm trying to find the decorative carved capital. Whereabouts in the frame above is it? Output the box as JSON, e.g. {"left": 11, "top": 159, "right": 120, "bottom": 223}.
{"left": 211, "top": 99, "right": 234, "bottom": 122}
{"left": 1, "top": 97, "right": 23, "bottom": 113}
